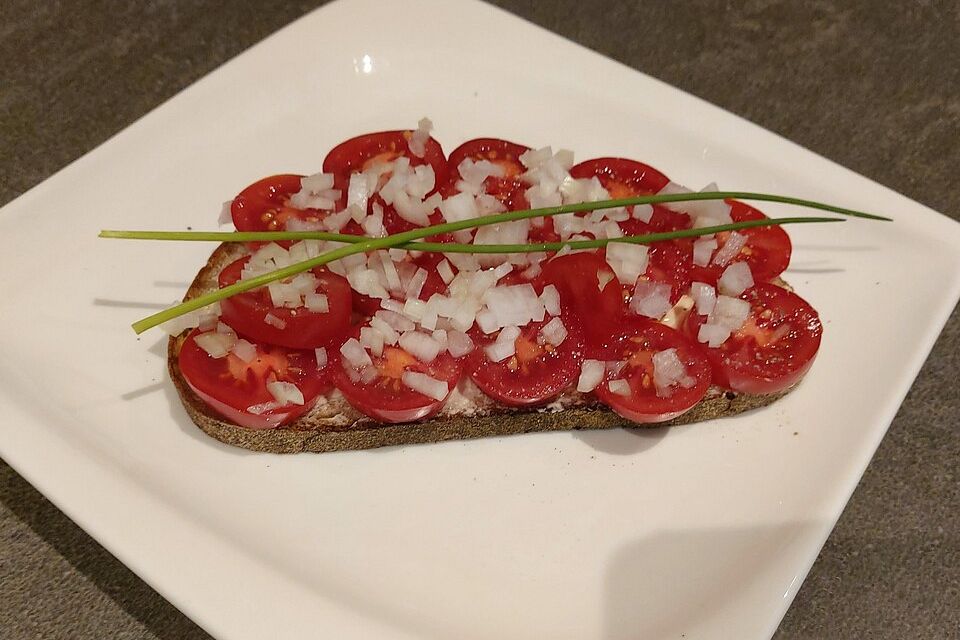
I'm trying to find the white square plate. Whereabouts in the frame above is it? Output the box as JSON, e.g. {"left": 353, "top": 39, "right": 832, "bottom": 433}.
{"left": 1, "top": 0, "right": 958, "bottom": 638}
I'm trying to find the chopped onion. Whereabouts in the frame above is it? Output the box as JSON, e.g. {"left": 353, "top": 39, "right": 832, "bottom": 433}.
{"left": 698, "top": 323, "right": 732, "bottom": 348}
{"left": 436, "top": 259, "right": 455, "bottom": 285}
{"left": 288, "top": 172, "right": 337, "bottom": 210}
{"left": 690, "top": 282, "right": 717, "bottom": 316}
{"left": 712, "top": 232, "right": 747, "bottom": 267}
{"left": 408, "top": 117, "right": 433, "bottom": 158}
{"left": 369, "top": 316, "right": 400, "bottom": 345}
{"left": 266, "top": 380, "right": 304, "bottom": 406}
{"left": 607, "top": 242, "right": 650, "bottom": 285}
{"left": 230, "top": 339, "right": 257, "bottom": 363}
{"left": 711, "top": 295, "right": 751, "bottom": 331}
{"left": 304, "top": 292, "right": 329, "bottom": 313}
{"left": 439, "top": 191, "right": 478, "bottom": 223}
{"left": 630, "top": 280, "right": 673, "bottom": 319}
{"left": 406, "top": 267, "right": 428, "bottom": 301}
{"left": 484, "top": 325, "right": 520, "bottom": 362}
{"left": 632, "top": 203, "right": 654, "bottom": 222}
{"left": 398, "top": 331, "right": 442, "bottom": 363}
{"left": 218, "top": 200, "right": 233, "bottom": 226}
{"left": 577, "top": 360, "right": 606, "bottom": 393}
{"left": 652, "top": 348, "right": 695, "bottom": 397}
{"left": 401, "top": 370, "right": 448, "bottom": 401}
{"left": 194, "top": 331, "right": 236, "bottom": 359}
{"left": 480, "top": 283, "right": 545, "bottom": 330}
{"left": 693, "top": 238, "right": 718, "bottom": 267}
{"left": 538, "top": 317, "right": 568, "bottom": 346}
{"left": 431, "top": 329, "right": 448, "bottom": 350}
{"left": 360, "top": 326, "right": 385, "bottom": 357}
{"left": 717, "top": 262, "right": 754, "bottom": 296}
{"left": 446, "top": 330, "right": 475, "bottom": 357}
{"left": 263, "top": 313, "right": 287, "bottom": 329}
{"left": 314, "top": 347, "right": 328, "bottom": 368}
{"left": 539, "top": 284, "right": 561, "bottom": 316}
{"left": 340, "top": 337, "right": 373, "bottom": 369}
{"left": 607, "top": 379, "right": 632, "bottom": 396}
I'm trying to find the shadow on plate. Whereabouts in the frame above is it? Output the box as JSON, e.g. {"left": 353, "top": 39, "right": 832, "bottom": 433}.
{"left": 602, "top": 521, "right": 822, "bottom": 639}
{"left": 572, "top": 425, "right": 669, "bottom": 456}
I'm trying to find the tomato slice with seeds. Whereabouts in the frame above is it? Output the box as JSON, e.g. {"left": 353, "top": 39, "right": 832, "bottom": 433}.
{"left": 637, "top": 240, "right": 694, "bottom": 305}
{"left": 536, "top": 252, "right": 626, "bottom": 358}
{"left": 178, "top": 328, "right": 330, "bottom": 429}
{"left": 593, "top": 317, "right": 712, "bottom": 424}
{"left": 689, "top": 201, "right": 792, "bottom": 284}
{"left": 231, "top": 174, "right": 348, "bottom": 240}
{"left": 467, "top": 316, "right": 585, "bottom": 407}
{"left": 331, "top": 337, "right": 463, "bottom": 423}
{"left": 683, "top": 282, "right": 822, "bottom": 394}
{"left": 323, "top": 130, "right": 449, "bottom": 236}
{"left": 569, "top": 158, "right": 690, "bottom": 234}
{"left": 218, "top": 256, "right": 352, "bottom": 349}
{"left": 445, "top": 138, "right": 531, "bottom": 209}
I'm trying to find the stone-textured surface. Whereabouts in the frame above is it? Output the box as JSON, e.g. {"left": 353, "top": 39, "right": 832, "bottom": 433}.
{"left": 0, "top": 1, "right": 957, "bottom": 638}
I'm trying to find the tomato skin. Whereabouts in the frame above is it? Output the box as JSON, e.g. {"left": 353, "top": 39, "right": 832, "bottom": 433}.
{"left": 467, "top": 317, "right": 584, "bottom": 407}
{"left": 230, "top": 174, "right": 351, "bottom": 242}
{"left": 689, "top": 201, "right": 792, "bottom": 285}
{"left": 178, "top": 329, "right": 329, "bottom": 429}
{"left": 536, "top": 252, "right": 627, "bottom": 358}
{"left": 593, "top": 317, "right": 712, "bottom": 424}
{"left": 683, "top": 282, "right": 822, "bottom": 394}
{"left": 323, "top": 130, "right": 448, "bottom": 236}
{"left": 331, "top": 337, "right": 463, "bottom": 424}
{"left": 218, "top": 256, "right": 352, "bottom": 349}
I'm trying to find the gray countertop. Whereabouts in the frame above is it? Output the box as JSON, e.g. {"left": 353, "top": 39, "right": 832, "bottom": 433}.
{"left": 1, "top": 1, "right": 957, "bottom": 638}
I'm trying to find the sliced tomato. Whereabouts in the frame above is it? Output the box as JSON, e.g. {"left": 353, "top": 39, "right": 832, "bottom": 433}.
{"left": 218, "top": 256, "right": 352, "bottom": 349}
{"left": 445, "top": 137, "right": 531, "bottom": 209}
{"left": 230, "top": 174, "right": 347, "bottom": 239}
{"left": 178, "top": 328, "right": 329, "bottom": 429}
{"left": 467, "top": 317, "right": 584, "bottom": 407}
{"left": 683, "top": 282, "right": 822, "bottom": 394}
{"left": 536, "top": 252, "right": 626, "bottom": 358}
{"left": 636, "top": 240, "right": 693, "bottom": 305}
{"left": 332, "top": 337, "right": 462, "bottom": 423}
{"left": 593, "top": 317, "right": 711, "bottom": 423}
{"left": 323, "top": 130, "right": 449, "bottom": 236}
{"left": 689, "top": 201, "right": 792, "bottom": 284}
{"left": 569, "top": 158, "right": 689, "bottom": 235}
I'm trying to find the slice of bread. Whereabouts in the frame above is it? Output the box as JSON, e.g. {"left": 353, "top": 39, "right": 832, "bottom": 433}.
{"left": 168, "top": 243, "right": 789, "bottom": 453}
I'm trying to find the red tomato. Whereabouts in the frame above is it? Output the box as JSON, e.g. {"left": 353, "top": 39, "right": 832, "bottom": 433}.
{"left": 446, "top": 137, "right": 531, "bottom": 210}
{"left": 683, "top": 282, "right": 822, "bottom": 394}
{"left": 218, "top": 256, "right": 352, "bottom": 349}
{"left": 536, "top": 252, "right": 626, "bottom": 358}
{"left": 178, "top": 328, "right": 330, "bottom": 429}
{"left": 593, "top": 317, "right": 712, "bottom": 423}
{"left": 569, "top": 158, "right": 690, "bottom": 235}
{"left": 323, "top": 130, "right": 449, "bottom": 236}
{"left": 467, "top": 317, "right": 584, "bottom": 407}
{"left": 332, "top": 337, "right": 463, "bottom": 423}
{"left": 637, "top": 240, "right": 693, "bottom": 305}
{"left": 231, "top": 174, "right": 345, "bottom": 237}
{"left": 689, "top": 201, "right": 792, "bottom": 284}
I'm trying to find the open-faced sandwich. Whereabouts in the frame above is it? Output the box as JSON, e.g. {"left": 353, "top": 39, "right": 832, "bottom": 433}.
{"left": 148, "top": 120, "right": 831, "bottom": 453}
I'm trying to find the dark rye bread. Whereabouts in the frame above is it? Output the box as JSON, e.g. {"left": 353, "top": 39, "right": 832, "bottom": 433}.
{"left": 168, "top": 243, "right": 790, "bottom": 453}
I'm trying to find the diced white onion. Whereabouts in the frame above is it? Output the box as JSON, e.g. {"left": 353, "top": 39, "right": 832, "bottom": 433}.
{"left": 398, "top": 331, "right": 442, "bottom": 363}
{"left": 230, "top": 339, "right": 257, "bottom": 363}
{"left": 406, "top": 267, "right": 428, "bottom": 301}
{"left": 712, "top": 295, "right": 752, "bottom": 331}
{"left": 408, "top": 117, "right": 433, "bottom": 158}
{"left": 577, "top": 360, "right": 606, "bottom": 393}
{"left": 539, "top": 317, "right": 568, "bottom": 346}
{"left": 360, "top": 326, "right": 385, "bottom": 357}
{"left": 218, "top": 200, "right": 233, "bottom": 226}
{"left": 698, "top": 323, "right": 732, "bottom": 348}
{"left": 194, "top": 331, "right": 236, "bottom": 359}
{"left": 717, "top": 262, "right": 754, "bottom": 296}
{"left": 652, "top": 348, "right": 695, "bottom": 397}
{"left": 539, "top": 284, "right": 561, "bottom": 316}
{"left": 693, "top": 238, "right": 718, "bottom": 267}
{"left": 446, "top": 330, "right": 475, "bottom": 357}
{"left": 266, "top": 380, "right": 304, "bottom": 406}
{"left": 304, "top": 292, "right": 329, "bottom": 313}
{"left": 401, "top": 370, "right": 448, "bottom": 401}
{"left": 632, "top": 203, "right": 654, "bottom": 223}
{"left": 264, "top": 313, "right": 287, "bottom": 329}
{"left": 314, "top": 347, "right": 328, "bottom": 368}
{"left": 607, "top": 379, "right": 632, "bottom": 396}
{"left": 436, "top": 259, "right": 455, "bottom": 285}
{"left": 690, "top": 281, "right": 718, "bottom": 316}
{"left": 369, "top": 316, "right": 400, "bottom": 345}
{"left": 712, "top": 231, "right": 747, "bottom": 267}
{"left": 606, "top": 242, "right": 650, "bottom": 285}
{"left": 340, "top": 337, "right": 373, "bottom": 369}
{"left": 630, "top": 280, "right": 673, "bottom": 319}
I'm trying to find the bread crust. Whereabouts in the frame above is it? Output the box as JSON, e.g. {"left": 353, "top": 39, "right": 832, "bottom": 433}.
{"left": 168, "top": 243, "right": 790, "bottom": 453}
